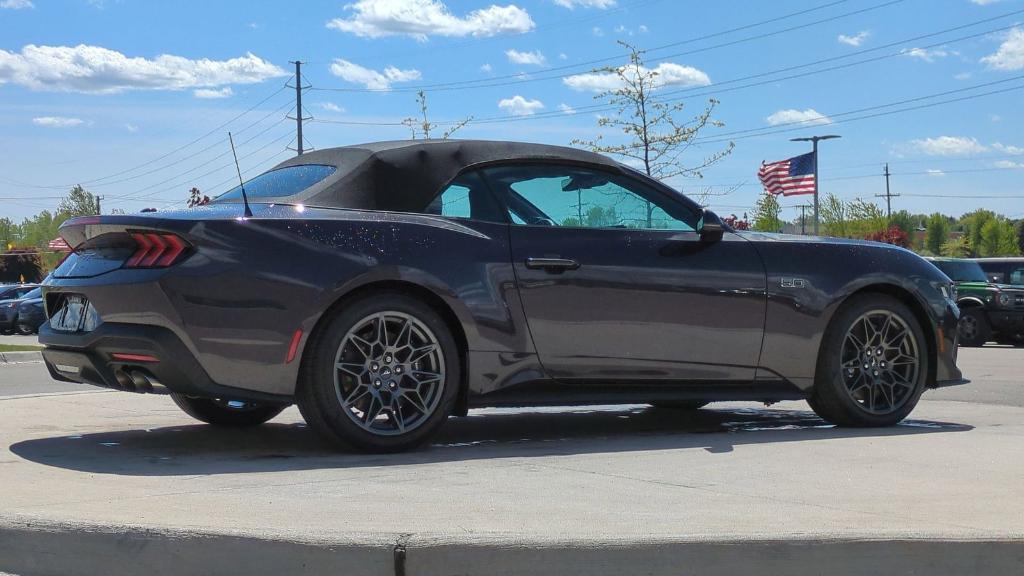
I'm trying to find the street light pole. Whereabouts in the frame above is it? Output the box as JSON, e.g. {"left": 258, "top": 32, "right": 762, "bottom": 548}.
{"left": 790, "top": 134, "right": 841, "bottom": 235}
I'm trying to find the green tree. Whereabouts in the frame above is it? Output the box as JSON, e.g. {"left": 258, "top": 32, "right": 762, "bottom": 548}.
{"left": 941, "top": 236, "right": 972, "bottom": 258}
{"left": 820, "top": 193, "right": 847, "bottom": 237}
{"left": 0, "top": 217, "right": 18, "bottom": 250}
{"left": 961, "top": 209, "right": 996, "bottom": 257}
{"left": 572, "top": 41, "right": 733, "bottom": 226}
{"left": 978, "top": 218, "right": 1020, "bottom": 256}
{"left": 751, "top": 193, "right": 782, "bottom": 232}
{"left": 889, "top": 210, "right": 917, "bottom": 235}
{"left": 57, "top": 184, "right": 100, "bottom": 216}
{"left": 1018, "top": 221, "right": 1024, "bottom": 255}
{"left": 924, "top": 213, "right": 949, "bottom": 255}
{"left": 846, "top": 198, "right": 886, "bottom": 238}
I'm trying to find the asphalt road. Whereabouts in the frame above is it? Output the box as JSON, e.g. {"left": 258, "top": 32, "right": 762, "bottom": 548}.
{"left": 2, "top": 341, "right": 1020, "bottom": 405}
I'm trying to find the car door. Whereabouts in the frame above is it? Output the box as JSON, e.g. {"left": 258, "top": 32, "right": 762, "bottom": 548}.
{"left": 479, "top": 163, "right": 767, "bottom": 383}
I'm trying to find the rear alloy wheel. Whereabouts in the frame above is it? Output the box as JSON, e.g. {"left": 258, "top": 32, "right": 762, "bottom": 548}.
{"left": 170, "top": 394, "right": 285, "bottom": 427}
{"left": 297, "top": 294, "right": 460, "bottom": 452}
{"left": 956, "top": 308, "right": 990, "bottom": 347}
{"left": 809, "top": 295, "right": 928, "bottom": 427}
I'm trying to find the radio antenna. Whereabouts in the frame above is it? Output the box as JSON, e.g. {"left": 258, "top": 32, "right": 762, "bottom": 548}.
{"left": 228, "top": 132, "right": 253, "bottom": 218}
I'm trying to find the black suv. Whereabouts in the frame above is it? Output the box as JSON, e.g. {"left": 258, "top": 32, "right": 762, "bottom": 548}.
{"left": 928, "top": 258, "right": 1024, "bottom": 347}
{"left": 0, "top": 284, "right": 39, "bottom": 334}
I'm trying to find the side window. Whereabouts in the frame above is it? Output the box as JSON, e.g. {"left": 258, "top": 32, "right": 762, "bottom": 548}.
{"left": 1010, "top": 268, "right": 1024, "bottom": 286}
{"left": 422, "top": 171, "right": 505, "bottom": 223}
{"left": 479, "top": 164, "right": 697, "bottom": 231}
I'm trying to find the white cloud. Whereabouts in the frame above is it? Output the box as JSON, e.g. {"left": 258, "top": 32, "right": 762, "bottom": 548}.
{"left": 32, "top": 116, "right": 86, "bottom": 128}
{"left": 564, "top": 62, "right": 710, "bottom": 92}
{"left": 638, "top": 24, "right": 648, "bottom": 33}
{"left": 837, "top": 30, "right": 870, "bottom": 47}
{"left": 0, "top": 44, "right": 286, "bottom": 93}
{"left": 326, "top": 0, "right": 534, "bottom": 41}
{"left": 910, "top": 136, "right": 988, "bottom": 156}
{"left": 558, "top": 103, "right": 576, "bottom": 114}
{"left": 926, "top": 169, "right": 945, "bottom": 177}
{"left": 124, "top": 123, "right": 138, "bottom": 132}
{"left": 193, "top": 86, "right": 233, "bottom": 99}
{"left": 505, "top": 49, "right": 546, "bottom": 66}
{"left": 971, "top": 0, "right": 1003, "bottom": 4}
{"left": 954, "top": 71, "right": 972, "bottom": 80}
{"left": 990, "top": 114, "right": 1002, "bottom": 123}
{"left": 993, "top": 160, "right": 1024, "bottom": 168}
{"left": 902, "top": 47, "right": 954, "bottom": 62}
{"left": 992, "top": 142, "right": 1024, "bottom": 155}
{"left": 498, "top": 95, "right": 544, "bottom": 116}
{"left": 480, "top": 63, "right": 492, "bottom": 72}
{"left": 592, "top": 26, "right": 604, "bottom": 37}
{"left": 981, "top": 27, "right": 1024, "bottom": 71}
{"left": 319, "top": 102, "right": 345, "bottom": 113}
{"left": 0, "top": 0, "right": 34, "bottom": 9}
{"left": 553, "top": 0, "right": 616, "bottom": 8}
{"left": 328, "top": 59, "right": 421, "bottom": 90}
{"left": 765, "top": 108, "right": 833, "bottom": 126}
{"left": 558, "top": 53, "right": 568, "bottom": 60}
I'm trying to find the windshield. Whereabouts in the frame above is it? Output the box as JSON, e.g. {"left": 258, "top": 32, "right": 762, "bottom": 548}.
{"left": 933, "top": 260, "right": 988, "bottom": 283}
{"left": 214, "top": 164, "right": 336, "bottom": 201}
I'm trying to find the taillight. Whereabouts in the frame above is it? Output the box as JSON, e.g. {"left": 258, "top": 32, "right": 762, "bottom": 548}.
{"left": 123, "top": 231, "right": 189, "bottom": 268}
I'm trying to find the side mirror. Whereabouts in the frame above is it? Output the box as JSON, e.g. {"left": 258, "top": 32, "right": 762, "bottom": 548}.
{"left": 698, "top": 209, "right": 725, "bottom": 242}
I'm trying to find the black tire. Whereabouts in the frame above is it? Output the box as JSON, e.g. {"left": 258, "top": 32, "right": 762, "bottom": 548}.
{"left": 649, "top": 400, "right": 709, "bottom": 410}
{"left": 297, "top": 292, "right": 460, "bottom": 452}
{"left": 170, "top": 393, "right": 285, "bottom": 427}
{"left": 956, "top": 308, "right": 990, "bottom": 347}
{"left": 16, "top": 323, "right": 34, "bottom": 336}
{"left": 809, "top": 294, "right": 929, "bottom": 427}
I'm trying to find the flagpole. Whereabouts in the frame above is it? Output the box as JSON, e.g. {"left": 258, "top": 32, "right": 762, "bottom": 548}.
{"left": 790, "top": 135, "right": 841, "bottom": 235}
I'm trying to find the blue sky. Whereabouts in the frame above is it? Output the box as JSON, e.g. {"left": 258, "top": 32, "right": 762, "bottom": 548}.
{"left": 1, "top": 0, "right": 1023, "bottom": 223}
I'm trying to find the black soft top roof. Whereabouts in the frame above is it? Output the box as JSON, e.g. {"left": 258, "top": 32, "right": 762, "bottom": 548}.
{"left": 264, "top": 139, "right": 624, "bottom": 212}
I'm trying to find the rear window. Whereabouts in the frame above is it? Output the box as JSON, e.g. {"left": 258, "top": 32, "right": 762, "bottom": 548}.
{"left": 215, "top": 164, "right": 336, "bottom": 201}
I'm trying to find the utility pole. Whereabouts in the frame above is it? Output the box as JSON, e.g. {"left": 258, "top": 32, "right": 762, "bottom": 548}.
{"left": 798, "top": 204, "right": 812, "bottom": 235}
{"left": 875, "top": 162, "right": 898, "bottom": 220}
{"left": 790, "top": 135, "right": 841, "bottom": 235}
{"left": 96, "top": 195, "right": 102, "bottom": 215}
{"left": 287, "top": 60, "right": 312, "bottom": 156}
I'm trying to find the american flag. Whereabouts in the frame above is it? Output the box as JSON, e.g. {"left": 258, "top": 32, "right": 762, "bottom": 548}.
{"left": 47, "top": 237, "right": 71, "bottom": 252}
{"left": 758, "top": 152, "right": 816, "bottom": 196}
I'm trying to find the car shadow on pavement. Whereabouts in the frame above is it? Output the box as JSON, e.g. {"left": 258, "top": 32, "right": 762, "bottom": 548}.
{"left": 8, "top": 404, "right": 973, "bottom": 477}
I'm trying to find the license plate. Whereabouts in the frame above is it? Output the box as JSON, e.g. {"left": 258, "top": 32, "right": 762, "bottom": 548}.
{"left": 50, "top": 295, "right": 99, "bottom": 333}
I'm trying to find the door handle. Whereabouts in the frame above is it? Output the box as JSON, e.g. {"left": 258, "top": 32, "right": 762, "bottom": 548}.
{"left": 524, "top": 257, "right": 580, "bottom": 272}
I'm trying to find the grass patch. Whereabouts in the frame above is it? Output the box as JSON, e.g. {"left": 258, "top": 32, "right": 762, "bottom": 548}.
{"left": 0, "top": 344, "right": 42, "bottom": 352}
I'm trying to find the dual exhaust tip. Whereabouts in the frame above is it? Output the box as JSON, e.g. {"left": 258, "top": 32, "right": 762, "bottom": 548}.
{"left": 114, "top": 368, "right": 169, "bottom": 395}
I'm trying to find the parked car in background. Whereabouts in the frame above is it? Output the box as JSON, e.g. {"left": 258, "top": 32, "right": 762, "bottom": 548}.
{"left": 927, "top": 257, "right": 1024, "bottom": 347}
{"left": 16, "top": 292, "right": 46, "bottom": 335}
{"left": 975, "top": 257, "right": 1024, "bottom": 287}
{"left": 0, "top": 285, "right": 40, "bottom": 334}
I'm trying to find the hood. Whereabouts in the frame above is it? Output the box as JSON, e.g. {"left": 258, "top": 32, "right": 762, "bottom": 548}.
{"left": 735, "top": 231, "right": 914, "bottom": 253}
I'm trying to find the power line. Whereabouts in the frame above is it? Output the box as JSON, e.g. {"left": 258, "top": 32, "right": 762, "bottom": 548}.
{"left": 310, "top": 0, "right": 903, "bottom": 94}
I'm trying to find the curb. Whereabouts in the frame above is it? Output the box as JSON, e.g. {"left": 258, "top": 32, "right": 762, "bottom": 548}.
{"left": 0, "top": 350, "right": 42, "bottom": 364}
{"left": 0, "top": 521, "right": 1022, "bottom": 576}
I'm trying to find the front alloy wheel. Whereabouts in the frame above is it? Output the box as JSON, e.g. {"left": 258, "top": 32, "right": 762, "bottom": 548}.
{"left": 809, "top": 295, "right": 928, "bottom": 427}
{"left": 298, "top": 293, "right": 460, "bottom": 452}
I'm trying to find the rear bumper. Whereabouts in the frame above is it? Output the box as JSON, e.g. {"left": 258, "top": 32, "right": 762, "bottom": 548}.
{"left": 38, "top": 322, "right": 292, "bottom": 405}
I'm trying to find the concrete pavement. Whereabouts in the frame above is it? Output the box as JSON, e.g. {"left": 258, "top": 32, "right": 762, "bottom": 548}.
{"left": 0, "top": 348, "right": 1022, "bottom": 574}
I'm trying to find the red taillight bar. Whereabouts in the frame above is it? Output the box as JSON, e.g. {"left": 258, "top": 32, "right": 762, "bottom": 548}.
{"left": 111, "top": 353, "right": 159, "bottom": 363}
{"left": 124, "top": 231, "right": 189, "bottom": 269}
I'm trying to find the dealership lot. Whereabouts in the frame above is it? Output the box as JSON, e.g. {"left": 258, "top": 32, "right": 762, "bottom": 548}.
{"left": 0, "top": 342, "right": 1021, "bottom": 574}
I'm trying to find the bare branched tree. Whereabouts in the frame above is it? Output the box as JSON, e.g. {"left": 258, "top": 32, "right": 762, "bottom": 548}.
{"left": 572, "top": 41, "right": 734, "bottom": 225}
{"left": 572, "top": 41, "right": 734, "bottom": 180}
{"left": 402, "top": 91, "right": 472, "bottom": 140}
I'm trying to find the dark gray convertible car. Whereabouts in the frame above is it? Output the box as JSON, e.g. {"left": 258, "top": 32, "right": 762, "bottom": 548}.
{"left": 40, "top": 140, "right": 965, "bottom": 451}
